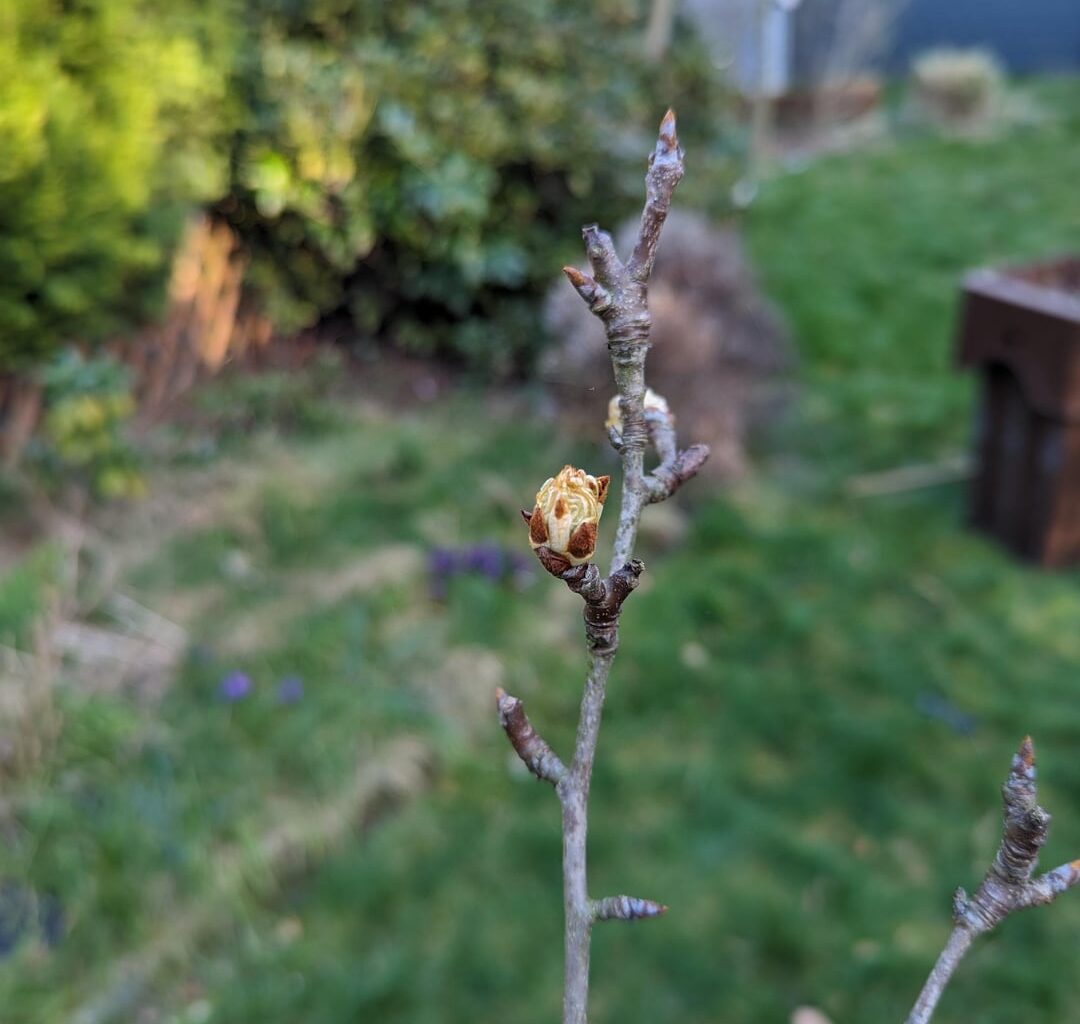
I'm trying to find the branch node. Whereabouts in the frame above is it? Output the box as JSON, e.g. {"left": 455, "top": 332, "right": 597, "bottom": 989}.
{"left": 951, "top": 887, "right": 969, "bottom": 922}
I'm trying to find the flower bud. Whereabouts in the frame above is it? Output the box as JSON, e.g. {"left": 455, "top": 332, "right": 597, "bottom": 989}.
{"left": 526, "top": 465, "right": 610, "bottom": 569}
{"left": 605, "top": 389, "right": 671, "bottom": 435}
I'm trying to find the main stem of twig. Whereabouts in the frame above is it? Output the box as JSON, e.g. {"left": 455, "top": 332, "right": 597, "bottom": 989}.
{"left": 553, "top": 110, "right": 686, "bottom": 1024}
{"left": 609, "top": 344, "right": 649, "bottom": 572}
{"left": 559, "top": 334, "right": 650, "bottom": 1023}
{"left": 905, "top": 925, "right": 975, "bottom": 1024}
{"left": 495, "top": 111, "right": 694, "bottom": 1024}
{"left": 560, "top": 650, "right": 615, "bottom": 1024}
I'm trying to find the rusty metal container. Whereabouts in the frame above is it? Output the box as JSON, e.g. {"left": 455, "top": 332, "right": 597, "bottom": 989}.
{"left": 957, "top": 256, "right": 1080, "bottom": 566}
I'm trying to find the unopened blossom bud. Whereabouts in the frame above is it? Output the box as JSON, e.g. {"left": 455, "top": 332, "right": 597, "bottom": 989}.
{"left": 605, "top": 389, "right": 671, "bottom": 435}
{"left": 525, "top": 465, "right": 610, "bottom": 570}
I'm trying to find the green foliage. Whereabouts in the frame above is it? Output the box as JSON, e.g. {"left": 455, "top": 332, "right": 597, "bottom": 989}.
{"left": 0, "top": 0, "right": 231, "bottom": 370}
{"left": 222, "top": 0, "right": 723, "bottom": 371}
{"left": 1, "top": 0, "right": 722, "bottom": 376}
{"left": 190, "top": 351, "right": 350, "bottom": 441}
{"left": 742, "top": 77, "right": 1080, "bottom": 476}
{"left": 0, "top": 543, "right": 60, "bottom": 646}
{"left": 32, "top": 349, "right": 144, "bottom": 498}
{"left": 7, "top": 44, "right": 1079, "bottom": 1024}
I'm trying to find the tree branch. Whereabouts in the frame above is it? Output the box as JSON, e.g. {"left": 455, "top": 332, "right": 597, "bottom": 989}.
{"left": 642, "top": 404, "right": 710, "bottom": 501}
{"left": 497, "top": 110, "right": 698, "bottom": 1024}
{"left": 496, "top": 687, "right": 567, "bottom": 786}
{"left": 557, "top": 110, "right": 687, "bottom": 1024}
{"left": 906, "top": 737, "right": 1080, "bottom": 1024}
{"left": 628, "top": 109, "right": 684, "bottom": 283}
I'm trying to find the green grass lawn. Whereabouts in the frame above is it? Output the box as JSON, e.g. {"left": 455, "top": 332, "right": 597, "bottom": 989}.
{"left": 4, "top": 77, "right": 1080, "bottom": 1023}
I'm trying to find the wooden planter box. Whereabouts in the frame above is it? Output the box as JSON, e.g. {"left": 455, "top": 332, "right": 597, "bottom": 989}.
{"left": 957, "top": 257, "right": 1080, "bottom": 566}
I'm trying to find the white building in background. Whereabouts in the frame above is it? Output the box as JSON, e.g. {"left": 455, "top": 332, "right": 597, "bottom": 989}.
{"left": 681, "top": 0, "right": 1079, "bottom": 94}
{"left": 682, "top": 0, "right": 797, "bottom": 96}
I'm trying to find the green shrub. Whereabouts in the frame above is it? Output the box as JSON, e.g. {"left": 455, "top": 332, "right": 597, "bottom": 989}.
{"left": 191, "top": 350, "right": 349, "bottom": 440}
{"left": 30, "top": 349, "right": 144, "bottom": 499}
{"left": 0, "top": 0, "right": 231, "bottom": 371}
{"left": 2, "top": 0, "right": 724, "bottom": 378}
{"left": 221, "top": 0, "right": 724, "bottom": 372}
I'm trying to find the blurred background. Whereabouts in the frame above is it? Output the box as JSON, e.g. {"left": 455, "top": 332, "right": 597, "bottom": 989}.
{"left": 1, "top": 1, "right": 1080, "bottom": 1022}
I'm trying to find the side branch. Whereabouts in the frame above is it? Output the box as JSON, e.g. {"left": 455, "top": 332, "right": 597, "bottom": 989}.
{"left": 905, "top": 737, "right": 1080, "bottom": 1024}
{"left": 593, "top": 894, "right": 667, "bottom": 922}
{"left": 496, "top": 688, "right": 567, "bottom": 786}
{"left": 563, "top": 266, "right": 612, "bottom": 316}
{"left": 583, "top": 224, "right": 623, "bottom": 290}
{"left": 648, "top": 443, "right": 710, "bottom": 503}
{"left": 628, "top": 109, "right": 685, "bottom": 282}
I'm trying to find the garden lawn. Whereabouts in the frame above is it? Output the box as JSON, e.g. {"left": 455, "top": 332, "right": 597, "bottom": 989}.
{"left": 4, "top": 77, "right": 1080, "bottom": 1023}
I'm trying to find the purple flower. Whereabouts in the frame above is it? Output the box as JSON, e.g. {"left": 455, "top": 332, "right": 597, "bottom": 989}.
{"left": 464, "top": 543, "right": 505, "bottom": 581}
{"left": 428, "top": 547, "right": 458, "bottom": 577}
{"left": 218, "top": 671, "right": 252, "bottom": 703}
{"left": 277, "top": 676, "right": 304, "bottom": 705}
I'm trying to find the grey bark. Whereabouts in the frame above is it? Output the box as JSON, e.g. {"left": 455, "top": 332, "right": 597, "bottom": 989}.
{"left": 906, "top": 737, "right": 1080, "bottom": 1024}
{"left": 498, "top": 111, "right": 707, "bottom": 1024}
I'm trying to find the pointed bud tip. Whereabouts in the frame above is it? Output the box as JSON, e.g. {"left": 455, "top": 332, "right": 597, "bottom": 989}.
{"left": 659, "top": 109, "right": 678, "bottom": 146}
{"left": 1019, "top": 735, "right": 1035, "bottom": 767}
{"left": 495, "top": 686, "right": 506, "bottom": 703}
{"left": 634, "top": 899, "right": 667, "bottom": 919}
{"left": 562, "top": 266, "right": 587, "bottom": 286}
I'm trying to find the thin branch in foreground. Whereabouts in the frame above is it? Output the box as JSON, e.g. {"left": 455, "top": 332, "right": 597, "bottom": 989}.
{"left": 906, "top": 737, "right": 1080, "bottom": 1024}
{"left": 496, "top": 688, "right": 567, "bottom": 786}
{"left": 497, "top": 110, "right": 701, "bottom": 1024}
{"left": 648, "top": 442, "right": 711, "bottom": 503}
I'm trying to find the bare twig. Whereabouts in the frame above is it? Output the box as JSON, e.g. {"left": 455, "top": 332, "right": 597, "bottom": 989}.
{"left": 906, "top": 737, "right": 1080, "bottom": 1024}
{"left": 495, "top": 688, "right": 567, "bottom": 786}
{"left": 499, "top": 110, "right": 708, "bottom": 1024}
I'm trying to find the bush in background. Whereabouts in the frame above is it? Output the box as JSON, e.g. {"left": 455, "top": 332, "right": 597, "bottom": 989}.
{"left": 1, "top": 0, "right": 725, "bottom": 380}
{"left": 0, "top": 0, "right": 232, "bottom": 372}
{"left": 31, "top": 350, "right": 144, "bottom": 500}
{"left": 219, "top": 0, "right": 725, "bottom": 373}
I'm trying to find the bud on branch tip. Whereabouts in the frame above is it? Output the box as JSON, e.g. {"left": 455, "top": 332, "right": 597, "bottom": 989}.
{"left": 659, "top": 109, "right": 677, "bottom": 150}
